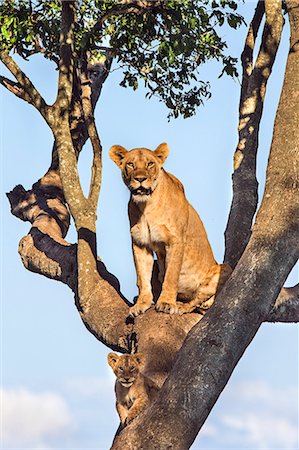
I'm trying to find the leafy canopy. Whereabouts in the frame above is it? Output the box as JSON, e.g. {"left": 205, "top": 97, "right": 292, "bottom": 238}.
{"left": 0, "top": 0, "right": 244, "bottom": 118}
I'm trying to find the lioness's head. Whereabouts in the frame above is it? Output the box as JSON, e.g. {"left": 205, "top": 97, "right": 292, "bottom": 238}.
{"left": 109, "top": 143, "right": 169, "bottom": 202}
{"left": 108, "top": 353, "right": 145, "bottom": 387}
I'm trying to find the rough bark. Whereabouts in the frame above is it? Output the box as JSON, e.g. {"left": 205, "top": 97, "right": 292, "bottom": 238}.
{"left": 111, "top": 2, "right": 299, "bottom": 447}
{"left": 224, "top": 0, "right": 284, "bottom": 268}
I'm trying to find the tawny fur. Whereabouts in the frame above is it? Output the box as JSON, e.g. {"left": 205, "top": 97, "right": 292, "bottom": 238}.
{"left": 108, "top": 353, "right": 159, "bottom": 427}
{"left": 109, "top": 143, "right": 231, "bottom": 316}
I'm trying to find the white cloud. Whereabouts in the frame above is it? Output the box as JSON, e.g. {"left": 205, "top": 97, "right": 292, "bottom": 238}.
{"left": 1, "top": 387, "right": 74, "bottom": 448}
{"left": 193, "top": 380, "right": 298, "bottom": 449}
{"left": 200, "top": 422, "right": 218, "bottom": 437}
{"left": 222, "top": 413, "right": 298, "bottom": 448}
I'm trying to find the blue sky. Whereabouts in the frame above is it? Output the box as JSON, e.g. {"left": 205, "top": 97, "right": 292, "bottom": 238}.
{"left": 1, "top": 2, "right": 298, "bottom": 449}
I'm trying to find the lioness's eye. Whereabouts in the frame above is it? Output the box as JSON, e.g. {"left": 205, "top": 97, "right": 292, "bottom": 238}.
{"left": 119, "top": 366, "right": 124, "bottom": 371}
{"left": 127, "top": 162, "right": 134, "bottom": 169}
{"left": 129, "top": 366, "right": 135, "bottom": 372}
{"left": 148, "top": 161, "right": 155, "bottom": 168}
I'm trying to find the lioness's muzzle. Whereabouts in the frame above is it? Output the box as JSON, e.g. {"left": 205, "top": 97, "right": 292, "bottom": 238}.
{"left": 131, "top": 186, "right": 152, "bottom": 196}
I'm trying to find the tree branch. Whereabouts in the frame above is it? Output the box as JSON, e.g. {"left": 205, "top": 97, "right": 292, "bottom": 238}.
{"left": 267, "top": 283, "right": 299, "bottom": 322}
{"left": 7, "top": 177, "right": 131, "bottom": 352}
{"left": 240, "top": 0, "right": 265, "bottom": 102}
{"left": 0, "top": 52, "right": 51, "bottom": 123}
{"left": 80, "top": 55, "right": 103, "bottom": 211}
{"left": 224, "top": 0, "right": 284, "bottom": 268}
{"left": 53, "top": 0, "right": 88, "bottom": 226}
{"left": 0, "top": 75, "right": 31, "bottom": 102}
{"left": 5, "top": 1, "right": 128, "bottom": 351}
{"left": 85, "top": 0, "right": 163, "bottom": 45}
{"left": 54, "top": 0, "right": 75, "bottom": 110}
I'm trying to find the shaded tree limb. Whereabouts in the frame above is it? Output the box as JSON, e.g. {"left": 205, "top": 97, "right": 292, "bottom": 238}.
{"left": 224, "top": 0, "right": 284, "bottom": 268}
{"left": 6, "top": 178, "right": 131, "bottom": 352}
{"left": 80, "top": 54, "right": 103, "bottom": 210}
{"left": 111, "top": 1, "right": 299, "bottom": 446}
{"left": 267, "top": 283, "right": 299, "bottom": 322}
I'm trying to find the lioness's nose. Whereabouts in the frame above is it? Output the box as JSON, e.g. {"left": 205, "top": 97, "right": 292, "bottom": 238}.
{"left": 134, "top": 175, "right": 147, "bottom": 182}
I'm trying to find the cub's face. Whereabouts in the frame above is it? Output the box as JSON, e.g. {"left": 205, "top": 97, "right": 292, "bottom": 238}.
{"left": 108, "top": 353, "right": 145, "bottom": 388}
{"left": 109, "top": 143, "right": 169, "bottom": 202}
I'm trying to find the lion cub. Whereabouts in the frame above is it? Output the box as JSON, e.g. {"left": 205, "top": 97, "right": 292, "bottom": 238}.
{"left": 109, "top": 143, "right": 231, "bottom": 316}
{"left": 108, "top": 352, "right": 158, "bottom": 427}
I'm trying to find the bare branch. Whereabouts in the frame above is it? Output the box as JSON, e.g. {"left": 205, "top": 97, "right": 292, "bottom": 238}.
{"left": 224, "top": 0, "right": 284, "bottom": 268}
{"left": 0, "top": 52, "right": 51, "bottom": 123}
{"left": 267, "top": 284, "right": 299, "bottom": 322}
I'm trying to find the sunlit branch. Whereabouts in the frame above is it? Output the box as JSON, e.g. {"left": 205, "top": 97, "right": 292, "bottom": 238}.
{"left": 224, "top": 0, "right": 284, "bottom": 268}
{"left": 240, "top": 0, "right": 265, "bottom": 104}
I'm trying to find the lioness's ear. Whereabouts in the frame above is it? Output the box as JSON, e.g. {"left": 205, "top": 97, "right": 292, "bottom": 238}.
{"left": 109, "top": 145, "right": 128, "bottom": 168}
{"left": 134, "top": 352, "right": 145, "bottom": 369}
{"left": 108, "top": 352, "right": 119, "bottom": 369}
{"left": 154, "top": 143, "right": 169, "bottom": 165}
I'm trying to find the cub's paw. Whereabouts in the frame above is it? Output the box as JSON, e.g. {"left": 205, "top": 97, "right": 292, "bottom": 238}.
{"left": 198, "top": 295, "right": 215, "bottom": 310}
{"left": 129, "top": 295, "right": 153, "bottom": 317}
{"left": 155, "top": 297, "right": 179, "bottom": 314}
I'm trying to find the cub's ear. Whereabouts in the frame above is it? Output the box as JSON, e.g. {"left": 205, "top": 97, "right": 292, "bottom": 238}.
{"left": 109, "top": 145, "right": 128, "bottom": 168}
{"left": 154, "top": 143, "right": 169, "bottom": 165}
{"left": 134, "top": 352, "right": 145, "bottom": 369}
{"left": 108, "top": 352, "right": 119, "bottom": 369}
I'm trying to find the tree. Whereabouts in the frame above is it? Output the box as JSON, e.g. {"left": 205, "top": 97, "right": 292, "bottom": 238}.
{"left": 1, "top": 0, "right": 298, "bottom": 448}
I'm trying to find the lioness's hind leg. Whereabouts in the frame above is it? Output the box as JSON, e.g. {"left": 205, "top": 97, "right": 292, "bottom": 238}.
{"left": 177, "top": 263, "right": 232, "bottom": 314}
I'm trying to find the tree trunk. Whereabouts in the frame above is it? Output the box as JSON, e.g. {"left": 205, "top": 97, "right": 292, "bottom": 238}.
{"left": 111, "top": 1, "right": 299, "bottom": 447}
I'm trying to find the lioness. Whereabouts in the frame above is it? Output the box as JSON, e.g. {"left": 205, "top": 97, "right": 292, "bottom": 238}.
{"left": 109, "top": 143, "right": 231, "bottom": 316}
{"left": 108, "top": 352, "right": 159, "bottom": 426}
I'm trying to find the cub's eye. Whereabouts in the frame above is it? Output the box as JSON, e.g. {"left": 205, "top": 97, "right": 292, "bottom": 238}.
{"left": 147, "top": 161, "right": 155, "bottom": 168}
{"left": 129, "top": 366, "right": 135, "bottom": 372}
{"left": 126, "top": 162, "right": 134, "bottom": 169}
{"left": 118, "top": 366, "right": 124, "bottom": 371}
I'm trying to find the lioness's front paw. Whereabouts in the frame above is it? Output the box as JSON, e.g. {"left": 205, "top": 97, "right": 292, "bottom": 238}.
{"left": 129, "top": 295, "right": 153, "bottom": 317}
{"left": 155, "top": 297, "right": 179, "bottom": 314}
